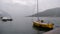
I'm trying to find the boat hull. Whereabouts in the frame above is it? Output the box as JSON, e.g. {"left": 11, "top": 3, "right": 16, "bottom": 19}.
{"left": 33, "top": 25, "right": 53, "bottom": 31}
{"left": 33, "top": 21, "right": 54, "bottom": 31}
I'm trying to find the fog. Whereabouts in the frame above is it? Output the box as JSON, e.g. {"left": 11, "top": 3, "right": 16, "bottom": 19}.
{"left": 0, "top": 0, "right": 60, "bottom": 16}
{"left": 0, "top": 0, "right": 60, "bottom": 34}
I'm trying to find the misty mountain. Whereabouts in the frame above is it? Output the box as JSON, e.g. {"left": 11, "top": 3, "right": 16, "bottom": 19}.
{"left": 0, "top": 10, "right": 12, "bottom": 17}
{"left": 29, "top": 7, "right": 60, "bottom": 17}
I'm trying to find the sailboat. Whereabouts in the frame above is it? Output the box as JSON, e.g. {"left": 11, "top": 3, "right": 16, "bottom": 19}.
{"left": 33, "top": 0, "right": 54, "bottom": 30}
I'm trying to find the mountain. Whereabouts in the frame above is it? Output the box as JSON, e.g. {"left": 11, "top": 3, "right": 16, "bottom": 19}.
{"left": 0, "top": 10, "right": 11, "bottom": 17}
{"left": 28, "top": 7, "right": 60, "bottom": 17}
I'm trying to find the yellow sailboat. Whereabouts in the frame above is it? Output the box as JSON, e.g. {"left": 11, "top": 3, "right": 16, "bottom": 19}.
{"left": 33, "top": 20, "right": 54, "bottom": 29}
{"left": 33, "top": 0, "right": 54, "bottom": 30}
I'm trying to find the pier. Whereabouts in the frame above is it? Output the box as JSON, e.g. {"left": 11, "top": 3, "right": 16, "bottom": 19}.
{"left": 43, "top": 28, "right": 60, "bottom": 34}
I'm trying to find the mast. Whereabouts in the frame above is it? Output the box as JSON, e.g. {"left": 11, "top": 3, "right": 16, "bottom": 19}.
{"left": 37, "top": 0, "right": 39, "bottom": 21}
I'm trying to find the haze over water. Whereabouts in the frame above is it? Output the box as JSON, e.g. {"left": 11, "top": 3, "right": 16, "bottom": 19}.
{"left": 0, "top": 0, "right": 60, "bottom": 34}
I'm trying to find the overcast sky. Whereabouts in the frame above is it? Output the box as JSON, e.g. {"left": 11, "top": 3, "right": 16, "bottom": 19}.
{"left": 0, "top": 0, "right": 60, "bottom": 16}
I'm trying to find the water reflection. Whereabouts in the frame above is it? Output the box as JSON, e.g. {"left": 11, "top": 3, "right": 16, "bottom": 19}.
{"left": 33, "top": 28, "right": 45, "bottom": 34}
{"left": 32, "top": 25, "right": 53, "bottom": 34}
{"left": 33, "top": 27, "right": 46, "bottom": 34}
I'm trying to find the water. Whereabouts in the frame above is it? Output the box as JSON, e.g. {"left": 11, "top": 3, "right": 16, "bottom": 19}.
{"left": 0, "top": 17, "right": 60, "bottom": 34}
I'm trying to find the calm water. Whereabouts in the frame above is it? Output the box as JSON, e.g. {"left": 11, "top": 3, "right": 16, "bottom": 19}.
{"left": 0, "top": 17, "right": 60, "bottom": 34}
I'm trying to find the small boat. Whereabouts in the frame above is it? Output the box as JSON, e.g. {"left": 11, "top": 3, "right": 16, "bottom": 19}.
{"left": 33, "top": 20, "right": 54, "bottom": 30}
{"left": 1, "top": 17, "right": 13, "bottom": 22}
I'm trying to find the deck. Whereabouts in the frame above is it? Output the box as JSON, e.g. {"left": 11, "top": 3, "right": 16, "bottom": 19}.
{"left": 43, "top": 28, "right": 60, "bottom": 34}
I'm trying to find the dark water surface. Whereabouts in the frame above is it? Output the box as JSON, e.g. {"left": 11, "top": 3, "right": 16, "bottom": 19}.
{"left": 0, "top": 17, "right": 60, "bottom": 34}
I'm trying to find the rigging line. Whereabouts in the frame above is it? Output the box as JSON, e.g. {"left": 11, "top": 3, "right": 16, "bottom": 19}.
{"left": 32, "top": 0, "right": 39, "bottom": 22}
{"left": 32, "top": 0, "right": 36, "bottom": 22}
